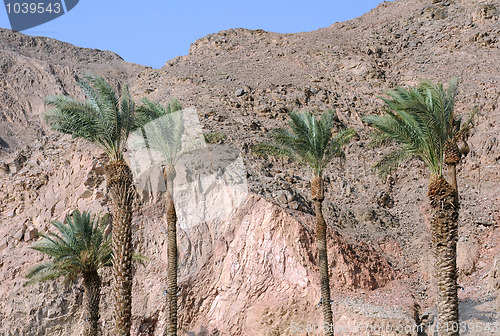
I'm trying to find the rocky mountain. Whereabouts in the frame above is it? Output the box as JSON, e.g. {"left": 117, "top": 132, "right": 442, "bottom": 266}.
{"left": 0, "top": 0, "right": 499, "bottom": 335}
{"left": 0, "top": 28, "right": 144, "bottom": 151}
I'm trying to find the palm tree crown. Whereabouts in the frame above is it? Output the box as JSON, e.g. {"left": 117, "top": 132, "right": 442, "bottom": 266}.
{"left": 257, "top": 110, "right": 355, "bottom": 177}
{"left": 362, "top": 79, "right": 474, "bottom": 178}
{"left": 25, "top": 210, "right": 112, "bottom": 285}
{"left": 134, "top": 98, "right": 185, "bottom": 165}
{"left": 44, "top": 75, "right": 136, "bottom": 162}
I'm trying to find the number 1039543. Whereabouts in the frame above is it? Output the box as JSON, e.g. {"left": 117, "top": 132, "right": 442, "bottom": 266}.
{"left": 5, "top": 2, "right": 62, "bottom": 14}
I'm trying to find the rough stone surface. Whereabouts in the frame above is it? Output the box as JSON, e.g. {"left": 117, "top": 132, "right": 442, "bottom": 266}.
{"left": 0, "top": 0, "right": 499, "bottom": 335}
{"left": 24, "top": 226, "right": 38, "bottom": 242}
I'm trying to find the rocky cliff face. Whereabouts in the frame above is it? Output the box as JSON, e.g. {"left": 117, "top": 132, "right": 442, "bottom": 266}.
{"left": 0, "top": 141, "right": 398, "bottom": 335}
{"left": 0, "top": 0, "right": 499, "bottom": 335}
{"left": 0, "top": 28, "right": 144, "bottom": 151}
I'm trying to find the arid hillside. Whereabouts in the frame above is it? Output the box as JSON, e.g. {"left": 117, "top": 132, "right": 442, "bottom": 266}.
{"left": 0, "top": 28, "right": 144, "bottom": 151}
{"left": 0, "top": 0, "right": 499, "bottom": 335}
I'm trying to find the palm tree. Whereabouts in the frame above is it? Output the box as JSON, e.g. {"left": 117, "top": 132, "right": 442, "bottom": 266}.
{"left": 44, "top": 75, "right": 136, "bottom": 336}
{"left": 363, "top": 79, "right": 473, "bottom": 336}
{"left": 25, "top": 210, "right": 112, "bottom": 336}
{"left": 256, "top": 110, "right": 355, "bottom": 336}
{"left": 134, "top": 98, "right": 184, "bottom": 336}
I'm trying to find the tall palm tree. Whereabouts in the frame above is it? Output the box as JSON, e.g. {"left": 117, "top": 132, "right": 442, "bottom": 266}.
{"left": 44, "top": 75, "right": 136, "bottom": 336}
{"left": 25, "top": 210, "right": 112, "bottom": 336}
{"left": 256, "top": 110, "right": 355, "bottom": 336}
{"left": 363, "top": 79, "right": 473, "bottom": 336}
{"left": 134, "top": 98, "right": 184, "bottom": 336}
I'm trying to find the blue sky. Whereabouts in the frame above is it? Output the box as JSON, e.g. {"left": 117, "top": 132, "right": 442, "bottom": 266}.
{"left": 1, "top": 1, "right": 391, "bottom": 69}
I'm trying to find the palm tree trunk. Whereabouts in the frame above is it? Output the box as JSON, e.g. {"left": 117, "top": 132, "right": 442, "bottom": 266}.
{"left": 428, "top": 176, "right": 460, "bottom": 336}
{"left": 163, "top": 165, "right": 178, "bottom": 336}
{"left": 82, "top": 271, "right": 102, "bottom": 336}
{"left": 444, "top": 140, "right": 460, "bottom": 193}
{"left": 105, "top": 160, "right": 135, "bottom": 336}
{"left": 312, "top": 177, "right": 334, "bottom": 336}
{"left": 447, "top": 164, "right": 458, "bottom": 193}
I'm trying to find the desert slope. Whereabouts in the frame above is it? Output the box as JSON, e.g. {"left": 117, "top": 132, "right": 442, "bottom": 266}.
{"left": 0, "top": 28, "right": 145, "bottom": 151}
{"left": 0, "top": 0, "right": 499, "bottom": 335}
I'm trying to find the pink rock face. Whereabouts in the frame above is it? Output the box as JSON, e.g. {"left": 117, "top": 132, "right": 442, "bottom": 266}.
{"left": 132, "top": 195, "right": 395, "bottom": 336}
{"left": 0, "top": 137, "right": 395, "bottom": 336}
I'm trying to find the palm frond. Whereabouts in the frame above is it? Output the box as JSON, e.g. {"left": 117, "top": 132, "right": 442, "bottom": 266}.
{"left": 363, "top": 79, "right": 467, "bottom": 178}
{"left": 366, "top": 129, "right": 393, "bottom": 148}
{"left": 373, "top": 148, "right": 413, "bottom": 179}
{"left": 253, "top": 139, "right": 307, "bottom": 166}
{"left": 25, "top": 210, "right": 112, "bottom": 286}
{"left": 44, "top": 74, "right": 137, "bottom": 162}
{"left": 453, "top": 107, "right": 478, "bottom": 140}
{"left": 24, "top": 262, "right": 66, "bottom": 286}
{"left": 256, "top": 110, "right": 354, "bottom": 177}
{"left": 323, "top": 128, "right": 356, "bottom": 165}
{"left": 133, "top": 98, "right": 184, "bottom": 164}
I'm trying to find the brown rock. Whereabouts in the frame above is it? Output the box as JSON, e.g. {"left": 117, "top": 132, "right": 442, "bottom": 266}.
{"left": 289, "top": 201, "right": 299, "bottom": 210}
{"left": 13, "top": 227, "right": 24, "bottom": 242}
{"left": 457, "top": 237, "right": 480, "bottom": 276}
{"left": 490, "top": 257, "right": 500, "bottom": 291}
{"left": 0, "top": 162, "right": 9, "bottom": 175}
{"left": 275, "top": 190, "right": 289, "bottom": 204}
{"left": 24, "top": 226, "right": 38, "bottom": 242}
{"left": 32, "top": 216, "right": 42, "bottom": 230}
{"left": 0, "top": 237, "right": 8, "bottom": 251}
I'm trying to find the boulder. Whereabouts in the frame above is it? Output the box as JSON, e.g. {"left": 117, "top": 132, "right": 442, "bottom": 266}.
{"left": 24, "top": 226, "right": 38, "bottom": 242}
{"left": 0, "top": 237, "right": 8, "bottom": 251}
{"left": 13, "top": 227, "right": 24, "bottom": 242}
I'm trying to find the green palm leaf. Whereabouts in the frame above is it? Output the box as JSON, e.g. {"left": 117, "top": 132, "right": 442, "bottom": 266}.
{"left": 134, "top": 98, "right": 184, "bottom": 164}
{"left": 256, "top": 110, "right": 355, "bottom": 177}
{"left": 24, "top": 210, "right": 112, "bottom": 286}
{"left": 363, "top": 79, "right": 471, "bottom": 178}
{"left": 44, "top": 75, "right": 137, "bottom": 162}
